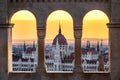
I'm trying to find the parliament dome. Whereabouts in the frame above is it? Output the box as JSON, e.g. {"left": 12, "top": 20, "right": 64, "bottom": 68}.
{"left": 52, "top": 25, "right": 68, "bottom": 45}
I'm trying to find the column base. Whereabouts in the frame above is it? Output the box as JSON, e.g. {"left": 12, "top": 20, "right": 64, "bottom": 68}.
{"left": 36, "top": 66, "right": 46, "bottom": 73}
{"left": 73, "top": 65, "right": 83, "bottom": 73}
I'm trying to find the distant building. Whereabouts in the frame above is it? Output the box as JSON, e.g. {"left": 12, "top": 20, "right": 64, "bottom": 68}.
{"left": 82, "top": 40, "right": 109, "bottom": 72}
{"left": 45, "top": 24, "right": 74, "bottom": 72}
{"left": 12, "top": 41, "right": 38, "bottom": 72}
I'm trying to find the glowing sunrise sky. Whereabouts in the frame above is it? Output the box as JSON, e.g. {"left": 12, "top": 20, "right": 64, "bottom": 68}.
{"left": 11, "top": 10, "right": 37, "bottom": 41}
{"left": 82, "top": 10, "right": 109, "bottom": 39}
{"left": 11, "top": 10, "right": 109, "bottom": 41}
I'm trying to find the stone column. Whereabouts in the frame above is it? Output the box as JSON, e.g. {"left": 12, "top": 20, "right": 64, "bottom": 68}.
{"left": 0, "top": 24, "right": 13, "bottom": 80}
{"left": 0, "top": 0, "right": 8, "bottom": 23}
{"left": 73, "top": 25, "right": 82, "bottom": 73}
{"left": 107, "top": 23, "right": 120, "bottom": 80}
{"left": 37, "top": 26, "right": 46, "bottom": 73}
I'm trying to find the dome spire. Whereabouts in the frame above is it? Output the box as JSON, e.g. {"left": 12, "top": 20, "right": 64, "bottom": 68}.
{"left": 23, "top": 41, "right": 26, "bottom": 52}
{"left": 59, "top": 21, "right": 61, "bottom": 34}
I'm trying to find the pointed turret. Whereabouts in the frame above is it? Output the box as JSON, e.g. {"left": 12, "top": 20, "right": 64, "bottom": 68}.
{"left": 100, "top": 40, "right": 103, "bottom": 47}
{"left": 86, "top": 41, "right": 90, "bottom": 49}
{"left": 97, "top": 41, "right": 99, "bottom": 52}
{"left": 32, "top": 41, "right": 36, "bottom": 51}
{"left": 100, "top": 40, "right": 103, "bottom": 52}
{"left": 33, "top": 41, "right": 35, "bottom": 48}
{"left": 59, "top": 22, "right": 61, "bottom": 34}
{"left": 23, "top": 41, "right": 26, "bottom": 52}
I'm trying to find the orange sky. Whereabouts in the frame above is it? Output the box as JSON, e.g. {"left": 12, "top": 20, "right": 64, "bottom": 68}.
{"left": 82, "top": 20, "right": 109, "bottom": 39}
{"left": 11, "top": 10, "right": 109, "bottom": 41}
{"left": 82, "top": 10, "right": 109, "bottom": 39}
{"left": 11, "top": 10, "right": 37, "bottom": 41}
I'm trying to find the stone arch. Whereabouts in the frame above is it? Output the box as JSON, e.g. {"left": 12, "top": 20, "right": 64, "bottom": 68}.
{"left": 10, "top": 10, "right": 38, "bottom": 73}
{"left": 9, "top": 9, "right": 37, "bottom": 23}
{"left": 8, "top": 8, "right": 47, "bottom": 27}
{"left": 10, "top": 10, "right": 37, "bottom": 39}
{"left": 82, "top": 9, "right": 110, "bottom": 22}
{"left": 45, "top": 10, "right": 75, "bottom": 73}
{"left": 46, "top": 10, "right": 74, "bottom": 39}
{"left": 45, "top": 9, "right": 75, "bottom": 27}
{"left": 73, "top": 6, "right": 111, "bottom": 27}
{"left": 81, "top": 9, "right": 110, "bottom": 73}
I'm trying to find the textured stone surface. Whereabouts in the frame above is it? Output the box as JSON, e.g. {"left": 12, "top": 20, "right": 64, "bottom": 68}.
{"left": 0, "top": 24, "right": 13, "bottom": 80}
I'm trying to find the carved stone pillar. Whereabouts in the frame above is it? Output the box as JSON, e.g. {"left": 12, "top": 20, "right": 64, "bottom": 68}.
{"left": 107, "top": 23, "right": 120, "bottom": 80}
{"left": 73, "top": 25, "right": 82, "bottom": 73}
{"left": 37, "top": 26, "right": 46, "bottom": 73}
{"left": 0, "top": 23, "right": 13, "bottom": 80}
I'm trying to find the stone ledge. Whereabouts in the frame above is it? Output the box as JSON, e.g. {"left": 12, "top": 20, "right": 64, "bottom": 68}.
{"left": 9, "top": 0, "right": 109, "bottom": 3}
{"left": 107, "top": 23, "right": 120, "bottom": 28}
{"left": 0, "top": 23, "right": 14, "bottom": 28}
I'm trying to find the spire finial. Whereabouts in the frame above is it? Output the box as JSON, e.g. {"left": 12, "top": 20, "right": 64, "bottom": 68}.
{"left": 101, "top": 40, "right": 103, "bottom": 47}
{"left": 59, "top": 21, "right": 61, "bottom": 34}
{"left": 86, "top": 41, "right": 90, "bottom": 49}
{"left": 97, "top": 41, "right": 99, "bottom": 52}
{"left": 23, "top": 41, "right": 26, "bottom": 52}
{"left": 33, "top": 41, "right": 35, "bottom": 48}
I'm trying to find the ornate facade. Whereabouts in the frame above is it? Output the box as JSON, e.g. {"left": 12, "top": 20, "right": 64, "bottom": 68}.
{"left": 82, "top": 41, "right": 109, "bottom": 72}
{"left": 12, "top": 42, "right": 38, "bottom": 72}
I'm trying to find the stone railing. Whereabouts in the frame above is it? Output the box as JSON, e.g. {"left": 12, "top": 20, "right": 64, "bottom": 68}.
{"left": 9, "top": 0, "right": 109, "bottom": 3}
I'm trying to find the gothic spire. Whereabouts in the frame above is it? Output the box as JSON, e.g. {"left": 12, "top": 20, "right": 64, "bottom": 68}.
{"left": 86, "top": 41, "right": 90, "bottom": 49}
{"left": 100, "top": 40, "right": 103, "bottom": 48}
{"left": 59, "top": 22, "right": 61, "bottom": 34}
{"left": 33, "top": 41, "right": 35, "bottom": 48}
{"left": 97, "top": 41, "right": 99, "bottom": 52}
{"left": 23, "top": 41, "right": 26, "bottom": 52}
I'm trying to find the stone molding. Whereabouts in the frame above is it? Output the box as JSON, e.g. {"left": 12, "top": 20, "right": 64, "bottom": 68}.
{"left": 37, "top": 27, "right": 46, "bottom": 39}
{"left": 107, "top": 23, "right": 120, "bottom": 28}
{"left": 74, "top": 25, "right": 82, "bottom": 39}
{"left": 0, "top": 23, "right": 14, "bottom": 28}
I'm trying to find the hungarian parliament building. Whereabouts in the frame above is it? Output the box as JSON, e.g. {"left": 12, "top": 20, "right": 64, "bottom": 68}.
{"left": 82, "top": 40, "right": 109, "bottom": 72}
{"left": 12, "top": 25, "right": 109, "bottom": 73}
{"left": 45, "top": 26, "right": 74, "bottom": 72}
{"left": 12, "top": 41, "right": 38, "bottom": 72}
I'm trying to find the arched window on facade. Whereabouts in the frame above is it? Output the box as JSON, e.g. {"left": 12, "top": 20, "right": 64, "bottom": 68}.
{"left": 81, "top": 10, "right": 110, "bottom": 73}
{"left": 10, "top": 10, "right": 38, "bottom": 73}
{"left": 45, "top": 10, "right": 75, "bottom": 73}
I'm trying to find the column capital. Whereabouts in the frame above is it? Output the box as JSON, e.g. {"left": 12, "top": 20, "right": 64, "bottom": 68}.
{"left": 37, "top": 27, "right": 46, "bottom": 39}
{"left": 107, "top": 23, "right": 120, "bottom": 28}
{"left": 74, "top": 25, "right": 82, "bottom": 39}
{"left": 0, "top": 23, "right": 14, "bottom": 28}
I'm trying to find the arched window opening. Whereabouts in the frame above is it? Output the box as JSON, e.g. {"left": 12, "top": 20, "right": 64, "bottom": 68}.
{"left": 10, "top": 10, "right": 38, "bottom": 73}
{"left": 81, "top": 10, "right": 110, "bottom": 73}
{"left": 45, "top": 10, "right": 75, "bottom": 73}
